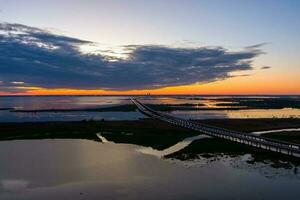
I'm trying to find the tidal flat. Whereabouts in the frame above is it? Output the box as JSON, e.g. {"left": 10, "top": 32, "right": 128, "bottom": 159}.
{"left": 1, "top": 118, "right": 300, "bottom": 199}
{"left": 1, "top": 118, "right": 300, "bottom": 165}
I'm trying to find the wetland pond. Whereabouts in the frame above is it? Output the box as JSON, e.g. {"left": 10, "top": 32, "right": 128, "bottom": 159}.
{"left": 0, "top": 136, "right": 300, "bottom": 200}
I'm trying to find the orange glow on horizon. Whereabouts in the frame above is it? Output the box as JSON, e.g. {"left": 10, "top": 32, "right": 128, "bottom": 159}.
{"left": 1, "top": 81, "right": 299, "bottom": 96}
{"left": 1, "top": 72, "right": 300, "bottom": 96}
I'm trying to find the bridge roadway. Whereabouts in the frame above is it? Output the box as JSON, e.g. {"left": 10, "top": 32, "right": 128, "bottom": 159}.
{"left": 131, "top": 98, "right": 300, "bottom": 158}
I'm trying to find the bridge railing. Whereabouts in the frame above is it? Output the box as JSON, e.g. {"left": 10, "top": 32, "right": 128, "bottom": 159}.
{"left": 131, "top": 98, "right": 300, "bottom": 153}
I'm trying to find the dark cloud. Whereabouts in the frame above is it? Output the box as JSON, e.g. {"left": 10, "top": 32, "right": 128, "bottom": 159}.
{"left": 245, "top": 42, "right": 269, "bottom": 49}
{"left": 0, "top": 23, "right": 264, "bottom": 92}
{"left": 261, "top": 66, "right": 271, "bottom": 70}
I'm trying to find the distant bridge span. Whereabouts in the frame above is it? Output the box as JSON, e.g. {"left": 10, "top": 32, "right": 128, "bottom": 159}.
{"left": 131, "top": 98, "right": 300, "bottom": 158}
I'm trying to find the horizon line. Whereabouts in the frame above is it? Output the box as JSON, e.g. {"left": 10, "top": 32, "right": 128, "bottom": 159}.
{"left": 1, "top": 94, "right": 300, "bottom": 97}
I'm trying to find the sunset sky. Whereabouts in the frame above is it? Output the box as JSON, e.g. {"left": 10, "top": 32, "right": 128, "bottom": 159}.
{"left": 0, "top": 0, "right": 299, "bottom": 95}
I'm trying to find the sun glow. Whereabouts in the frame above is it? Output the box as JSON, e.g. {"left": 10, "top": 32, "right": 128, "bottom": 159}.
{"left": 79, "top": 43, "right": 132, "bottom": 61}
{"left": 2, "top": 71, "right": 299, "bottom": 96}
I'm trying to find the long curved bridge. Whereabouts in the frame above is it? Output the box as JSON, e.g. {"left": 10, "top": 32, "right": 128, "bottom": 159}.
{"left": 131, "top": 97, "right": 300, "bottom": 158}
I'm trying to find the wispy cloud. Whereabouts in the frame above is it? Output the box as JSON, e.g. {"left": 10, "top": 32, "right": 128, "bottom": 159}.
{"left": 0, "top": 23, "right": 264, "bottom": 92}
{"left": 245, "top": 42, "right": 270, "bottom": 49}
{"left": 261, "top": 66, "right": 271, "bottom": 70}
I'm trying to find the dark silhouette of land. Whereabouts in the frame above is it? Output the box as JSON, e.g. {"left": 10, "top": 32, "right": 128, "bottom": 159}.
{"left": 0, "top": 118, "right": 300, "bottom": 166}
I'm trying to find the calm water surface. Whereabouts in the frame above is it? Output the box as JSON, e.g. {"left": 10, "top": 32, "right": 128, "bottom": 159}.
{"left": 171, "top": 108, "right": 300, "bottom": 119}
{"left": 0, "top": 139, "right": 299, "bottom": 200}
{"left": 0, "top": 96, "right": 300, "bottom": 122}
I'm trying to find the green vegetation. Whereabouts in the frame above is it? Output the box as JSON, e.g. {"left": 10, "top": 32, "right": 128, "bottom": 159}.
{"left": 263, "top": 131, "right": 300, "bottom": 144}
{"left": 166, "top": 138, "right": 300, "bottom": 167}
{"left": 0, "top": 120, "right": 198, "bottom": 150}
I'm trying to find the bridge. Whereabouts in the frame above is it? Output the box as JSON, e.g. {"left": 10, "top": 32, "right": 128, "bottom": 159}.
{"left": 131, "top": 97, "right": 300, "bottom": 158}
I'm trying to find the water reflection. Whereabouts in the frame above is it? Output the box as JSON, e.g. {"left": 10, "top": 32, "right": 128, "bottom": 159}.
{"left": 0, "top": 110, "right": 143, "bottom": 122}
{"left": 97, "top": 132, "right": 300, "bottom": 174}
{"left": 0, "top": 96, "right": 130, "bottom": 110}
{"left": 0, "top": 139, "right": 299, "bottom": 200}
{"left": 1, "top": 96, "right": 300, "bottom": 122}
{"left": 2, "top": 108, "right": 299, "bottom": 122}
{"left": 253, "top": 128, "right": 300, "bottom": 135}
{"left": 139, "top": 96, "right": 236, "bottom": 108}
{"left": 1, "top": 179, "right": 29, "bottom": 193}
{"left": 137, "top": 135, "right": 211, "bottom": 157}
{"left": 171, "top": 108, "right": 300, "bottom": 119}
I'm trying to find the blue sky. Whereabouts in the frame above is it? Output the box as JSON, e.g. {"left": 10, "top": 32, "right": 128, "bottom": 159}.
{"left": 0, "top": 0, "right": 299, "bottom": 94}
{"left": 1, "top": 0, "right": 299, "bottom": 46}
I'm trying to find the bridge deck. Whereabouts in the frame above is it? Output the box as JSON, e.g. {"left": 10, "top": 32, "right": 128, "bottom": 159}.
{"left": 131, "top": 98, "right": 300, "bottom": 158}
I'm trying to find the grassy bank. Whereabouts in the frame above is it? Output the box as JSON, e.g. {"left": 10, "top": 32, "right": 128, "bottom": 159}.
{"left": 0, "top": 118, "right": 299, "bottom": 146}
{"left": 0, "top": 119, "right": 198, "bottom": 150}
{"left": 0, "top": 118, "right": 299, "bottom": 166}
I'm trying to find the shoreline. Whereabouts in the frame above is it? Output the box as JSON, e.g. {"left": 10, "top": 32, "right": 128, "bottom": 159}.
{"left": 1, "top": 118, "right": 300, "bottom": 165}
{"left": 1, "top": 118, "right": 299, "bottom": 142}
{"left": 11, "top": 104, "right": 300, "bottom": 112}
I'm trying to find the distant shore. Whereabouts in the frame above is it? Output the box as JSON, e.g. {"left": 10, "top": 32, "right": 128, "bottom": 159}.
{"left": 8, "top": 96, "right": 300, "bottom": 112}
